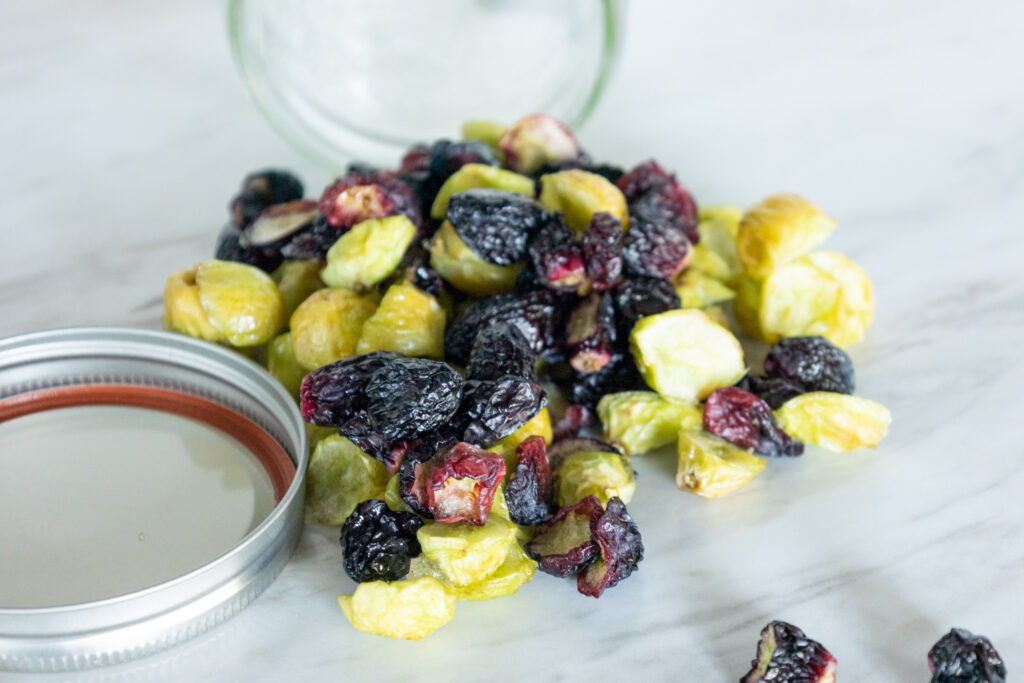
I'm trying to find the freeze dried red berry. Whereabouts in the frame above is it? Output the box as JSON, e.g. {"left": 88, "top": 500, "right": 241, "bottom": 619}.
{"left": 582, "top": 212, "right": 624, "bottom": 291}
{"left": 459, "top": 377, "right": 547, "bottom": 446}
{"left": 318, "top": 171, "right": 422, "bottom": 230}
{"left": 504, "top": 436, "right": 554, "bottom": 525}
{"left": 525, "top": 495, "right": 603, "bottom": 577}
{"left": 576, "top": 496, "right": 644, "bottom": 597}
{"left": 741, "top": 621, "right": 837, "bottom": 683}
{"left": 566, "top": 292, "right": 617, "bottom": 374}
{"left": 300, "top": 352, "right": 401, "bottom": 427}
{"left": 527, "top": 214, "right": 587, "bottom": 291}
{"left": 427, "top": 442, "right": 506, "bottom": 525}
{"left": 928, "top": 628, "right": 1005, "bottom": 683}
{"left": 398, "top": 144, "right": 430, "bottom": 175}
{"left": 704, "top": 387, "right": 804, "bottom": 457}
{"left": 551, "top": 403, "right": 594, "bottom": 441}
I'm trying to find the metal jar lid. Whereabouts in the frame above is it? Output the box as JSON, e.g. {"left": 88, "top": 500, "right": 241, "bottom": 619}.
{"left": 0, "top": 327, "right": 308, "bottom": 673}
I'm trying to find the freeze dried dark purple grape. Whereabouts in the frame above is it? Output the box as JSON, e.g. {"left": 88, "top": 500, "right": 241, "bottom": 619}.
{"left": 622, "top": 204, "right": 692, "bottom": 279}
{"left": 340, "top": 500, "right": 423, "bottom": 583}
{"left": 525, "top": 495, "right": 603, "bottom": 577}
{"left": 396, "top": 246, "right": 447, "bottom": 297}
{"left": 398, "top": 444, "right": 440, "bottom": 518}
{"left": 612, "top": 277, "right": 680, "bottom": 338}
{"left": 229, "top": 169, "right": 304, "bottom": 229}
{"left": 527, "top": 214, "right": 587, "bottom": 291}
{"left": 300, "top": 352, "right": 401, "bottom": 427}
{"left": 214, "top": 223, "right": 283, "bottom": 273}
{"left": 741, "top": 621, "right": 837, "bottom": 683}
{"left": 560, "top": 354, "right": 646, "bottom": 410}
{"left": 616, "top": 160, "right": 698, "bottom": 243}
{"left": 703, "top": 387, "right": 804, "bottom": 457}
{"left": 446, "top": 189, "right": 549, "bottom": 265}
{"left": 566, "top": 293, "right": 616, "bottom": 374}
{"left": 460, "top": 377, "right": 547, "bottom": 446}
{"left": 364, "top": 357, "right": 463, "bottom": 440}
{"left": 338, "top": 413, "right": 416, "bottom": 474}
{"left": 504, "top": 436, "right": 554, "bottom": 525}
{"left": 764, "top": 336, "right": 855, "bottom": 395}
{"left": 445, "top": 289, "right": 563, "bottom": 365}
{"left": 466, "top": 322, "right": 537, "bottom": 382}
{"left": 279, "top": 214, "right": 345, "bottom": 261}
{"left": 582, "top": 212, "right": 624, "bottom": 291}
{"left": 577, "top": 496, "right": 643, "bottom": 597}
{"left": 428, "top": 139, "right": 500, "bottom": 185}
{"left": 551, "top": 404, "right": 594, "bottom": 441}
{"left": 928, "top": 628, "right": 1005, "bottom": 683}
{"left": 740, "top": 375, "right": 807, "bottom": 410}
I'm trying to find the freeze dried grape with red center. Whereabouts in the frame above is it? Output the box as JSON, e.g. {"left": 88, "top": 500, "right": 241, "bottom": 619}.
{"left": 444, "top": 289, "right": 563, "bottom": 365}
{"left": 526, "top": 214, "right": 587, "bottom": 291}
{"left": 612, "top": 277, "right": 680, "bottom": 339}
{"left": 576, "top": 496, "right": 644, "bottom": 598}
{"left": 340, "top": 500, "right": 424, "bottom": 583}
{"left": 459, "top": 376, "right": 548, "bottom": 446}
{"left": 739, "top": 375, "right": 807, "bottom": 410}
{"left": 466, "top": 322, "right": 537, "bottom": 383}
{"left": 582, "top": 212, "right": 624, "bottom": 291}
{"left": 504, "top": 435, "right": 554, "bottom": 525}
{"left": 703, "top": 387, "right": 804, "bottom": 457}
{"left": 318, "top": 170, "right": 422, "bottom": 230}
{"left": 525, "top": 495, "right": 603, "bottom": 577}
{"left": 741, "top": 621, "right": 837, "bottom": 683}
{"left": 763, "top": 336, "right": 855, "bottom": 395}
{"left": 230, "top": 169, "right": 304, "bottom": 229}
{"left": 427, "top": 443, "right": 506, "bottom": 525}
{"left": 928, "top": 628, "right": 1006, "bottom": 683}
{"left": 616, "top": 160, "right": 698, "bottom": 243}
{"left": 364, "top": 357, "right": 463, "bottom": 441}
{"left": 622, "top": 206, "right": 692, "bottom": 280}
{"left": 300, "top": 352, "right": 401, "bottom": 427}
{"left": 566, "top": 292, "right": 617, "bottom": 374}
{"left": 337, "top": 413, "right": 416, "bottom": 474}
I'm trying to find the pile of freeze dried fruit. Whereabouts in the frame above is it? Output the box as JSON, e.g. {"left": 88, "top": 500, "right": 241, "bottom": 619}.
{"left": 162, "top": 113, "right": 893, "bottom": 642}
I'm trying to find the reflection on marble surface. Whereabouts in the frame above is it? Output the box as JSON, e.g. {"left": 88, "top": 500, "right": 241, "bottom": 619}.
{"left": 1, "top": 0, "right": 1022, "bottom": 680}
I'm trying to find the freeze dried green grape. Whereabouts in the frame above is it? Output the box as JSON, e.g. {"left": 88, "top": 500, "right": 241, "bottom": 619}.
{"left": 676, "top": 430, "right": 765, "bottom": 498}
{"left": 321, "top": 215, "right": 417, "bottom": 291}
{"left": 429, "top": 220, "right": 521, "bottom": 296}
{"left": 774, "top": 392, "right": 891, "bottom": 452}
{"left": 554, "top": 450, "right": 635, "bottom": 507}
{"left": 271, "top": 259, "right": 324, "bottom": 321}
{"left": 416, "top": 516, "right": 518, "bottom": 586}
{"left": 732, "top": 273, "right": 766, "bottom": 340}
{"left": 672, "top": 269, "right": 735, "bottom": 309}
{"left": 630, "top": 309, "right": 746, "bottom": 402}
{"left": 289, "top": 288, "right": 378, "bottom": 370}
{"left": 266, "top": 332, "right": 305, "bottom": 399}
{"left": 460, "top": 119, "right": 509, "bottom": 153}
{"left": 356, "top": 281, "right": 445, "bottom": 359}
{"left": 690, "top": 205, "right": 743, "bottom": 284}
{"left": 736, "top": 193, "right": 836, "bottom": 278}
{"left": 338, "top": 577, "right": 455, "bottom": 641}
{"left": 597, "top": 391, "right": 703, "bottom": 455}
{"left": 538, "top": 169, "right": 629, "bottom": 237}
{"left": 305, "top": 435, "right": 390, "bottom": 524}
{"left": 453, "top": 541, "right": 537, "bottom": 601}
{"left": 430, "top": 164, "right": 535, "bottom": 219}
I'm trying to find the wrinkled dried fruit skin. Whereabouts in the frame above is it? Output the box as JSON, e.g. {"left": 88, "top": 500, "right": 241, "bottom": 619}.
{"left": 318, "top": 170, "right": 422, "bottom": 231}
{"left": 577, "top": 497, "right": 643, "bottom": 598}
{"left": 399, "top": 445, "right": 441, "bottom": 518}
{"left": 430, "top": 163, "right": 534, "bottom": 219}
{"left": 552, "top": 403, "right": 594, "bottom": 441}
{"left": 675, "top": 430, "right": 765, "bottom": 498}
{"left": 774, "top": 392, "right": 891, "bottom": 452}
{"left": 289, "top": 288, "right": 379, "bottom": 370}
{"left": 427, "top": 443, "right": 506, "bottom": 525}
{"left": 763, "top": 336, "right": 855, "bottom": 395}
{"left": 566, "top": 293, "right": 617, "bottom": 373}
{"left": 445, "top": 189, "right": 549, "bottom": 266}
{"left": 623, "top": 204, "right": 692, "bottom": 280}
{"left": 429, "top": 220, "right": 522, "bottom": 296}
{"left": 338, "top": 413, "right": 417, "bottom": 474}
{"left": 504, "top": 435, "right": 554, "bottom": 525}
{"left": 527, "top": 214, "right": 587, "bottom": 291}
{"left": 445, "top": 289, "right": 563, "bottom": 365}
{"left": 498, "top": 114, "right": 581, "bottom": 175}
{"left": 582, "top": 212, "right": 624, "bottom": 291}
{"left": 460, "top": 377, "right": 548, "bottom": 446}
{"left": 741, "top": 621, "right": 837, "bottom": 683}
{"left": 538, "top": 169, "right": 629, "bottom": 237}
{"left": 230, "top": 169, "right": 304, "bottom": 229}
{"left": 525, "top": 495, "right": 603, "bottom": 576}
{"left": 215, "top": 223, "right": 284, "bottom": 273}
{"left": 740, "top": 375, "right": 807, "bottom": 410}
{"left": 736, "top": 193, "right": 836, "bottom": 278}
{"left": 704, "top": 387, "right": 803, "bottom": 457}
{"left": 554, "top": 449, "right": 636, "bottom": 507}
{"left": 340, "top": 500, "right": 424, "bottom": 583}
{"left": 617, "top": 160, "right": 698, "bottom": 242}
{"left": 598, "top": 390, "right": 703, "bottom": 455}
{"left": 560, "top": 353, "right": 647, "bottom": 410}
{"left": 356, "top": 281, "right": 446, "bottom": 359}
{"left": 613, "top": 277, "right": 681, "bottom": 339}
{"left": 466, "top": 322, "right": 537, "bottom": 382}
{"left": 364, "top": 357, "right": 463, "bottom": 441}
{"left": 320, "top": 215, "right": 418, "bottom": 292}
{"left": 337, "top": 577, "right": 455, "bottom": 641}
{"left": 928, "top": 628, "right": 1006, "bottom": 683}
{"left": 300, "top": 351, "right": 400, "bottom": 426}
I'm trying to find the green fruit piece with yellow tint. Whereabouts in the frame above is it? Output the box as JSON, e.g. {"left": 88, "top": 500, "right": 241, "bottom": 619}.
{"left": 676, "top": 430, "right": 766, "bottom": 498}
{"left": 673, "top": 269, "right": 736, "bottom": 309}
{"left": 430, "top": 164, "right": 535, "bottom": 219}
{"left": 163, "top": 265, "right": 221, "bottom": 343}
{"left": 538, "top": 169, "right": 629, "bottom": 237}
{"left": 486, "top": 407, "right": 553, "bottom": 471}
{"left": 598, "top": 391, "right": 703, "bottom": 455}
{"left": 460, "top": 119, "right": 509, "bottom": 153}
{"left": 271, "top": 259, "right": 324, "bottom": 322}
{"left": 338, "top": 577, "right": 455, "bottom": 641}
{"left": 356, "top": 281, "right": 445, "bottom": 359}
{"left": 429, "top": 220, "right": 521, "bottom": 296}
{"left": 304, "top": 435, "right": 390, "bottom": 525}
{"left": 554, "top": 450, "right": 635, "bottom": 507}
{"left": 691, "top": 205, "right": 744, "bottom": 285}
{"left": 731, "top": 273, "right": 766, "bottom": 340}
{"left": 266, "top": 332, "right": 306, "bottom": 400}
{"left": 416, "top": 517, "right": 518, "bottom": 587}
{"left": 774, "top": 392, "right": 891, "bottom": 452}
{"left": 736, "top": 193, "right": 837, "bottom": 278}
{"left": 454, "top": 541, "right": 536, "bottom": 601}
{"left": 289, "top": 288, "right": 378, "bottom": 370}
{"left": 320, "top": 215, "right": 417, "bottom": 292}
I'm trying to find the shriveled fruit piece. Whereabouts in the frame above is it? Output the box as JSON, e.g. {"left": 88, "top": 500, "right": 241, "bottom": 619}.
{"left": 704, "top": 387, "right": 803, "bottom": 457}
{"left": 617, "top": 161, "right": 697, "bottom": 226}
{"left": 612, "top": 276, "right": 680, "bottom": 339}
{"left": 460, "top": 119, "right": 509, "bottom": 153}
{"left": 459, "top": 377, "right": 547, "bottom": 447}
{"left": 242, "top": 200, "right": 319, "bottom": 259}
{"left": 554, "top": 449, "right": 635, "bottom": 507}
{"left": 416, "top": 516, "right": 518, "bottom": 586}
{"left": 498, "top": 113, "right": 581, "bottom": 175}
{"left": 503, "top": 436, "right": 554, "bottom": 525}
{"left": 485, "top": 407, "right": 553, "bottom": 467}
{"left": 299, "top": 351, "right": 399, "bottom": 426}
{"left": 577, "top": 497, "right": 644, "bottom": 598}
{"left": 338, "top": 577, "right": 455, "bottom": 641}
{"left": 466, "top": 322, "right": 537, "bottom": 383}
{"left": 582, "top": 212, "right": 625, "bottom": 291}
{"left": 774, "top": 392, "right": 891, "bottom": 452}
{"left": 764, "top": 336, "right": 855, "bottom": 395}
{"left": 338, "top": 414, "right": 417, "bottom": 474}
{"left": 444, "top": 289, "right": 562, "bottom": 364}
{"left": 566, "top": 293, "right": 617, "bottom": 374}
{"left": 320, "top": 215, "right": 417, "bottom": 292}
{"left": 676, "top": 430, "right": 765, "bottom": 498}
{"left": 928, "top": 628, "right": 1006, "bottom": 683}
{"left": 630, "top": 309, "right": 746, "bottom": 403}
{"left": 623, "top": 199, "right": 692, "bottom": 279}
{"left": 740, "top": 374, "right": 806, "bottom": 410}
{"left": 430, "top": 164, "right": 534, "bottom": 219}
{"left": 737, "top": 193, "right": 837, "bottom": 278}
{"left": 598, "top": 391, "right": 703, "bottom": 455}
{"left": 690, "top": 205, "right": 743, "bottom": 284}
{"left": 454, "top": 541, "right": 536, "bottom": 601}
{"left": 271, "top": 259, "right": 324, "bottom": 321}
{"left": 741, "top": 621, "right": 837, "bottom": 683}
{"left": 429, "top": 220, "right": 521, "bottom": 296}
{"left": 526, "top": 214, "right": 587, "bottom": 291}
{"left": 305, "top": 436, "right": 390, "bottom": 525}
{"left": 758, "top": 250, "right": 875, "bottom": 348}
{"left": 559, "top": 353, "right": 647, "bottom": 410}
{"left": 398, "top": 446, "right": 437, "bottom": 517}
{"left": 673, "top": 269, "right": 735, "bottom": 309}
{"left": 266, "top": 332, "right": 306, "bottom": 399}
{"left": 525, "top": 495, "right": 603, "bottom": 577}
{"left": 539, "top": 169, "right": 629, "bottom": 237}
{"left": 215, "top": 222, "right": 283, "bottom": 273}
{"left": 356, "top": 281, "right": 445, "bottom": 359}
{"left": 446, "top": 189, "right": 549, "bottom": 266}
{"left": 340, "top": 499, "right": 423, "bottom": 582}
{"left": 318, "top": 171, "right": 421, "bottom": 231}
{"left": 365, "top": 357, "right": 463, "bottom": 441}
{"left": 229, "top": 168, "right": 304, "bottom": 229}
{"left": 427, "top": 442, "right": 506, "bottom": 525}
{"left": 289, "top": 289, "right": 378, "bottom": 370}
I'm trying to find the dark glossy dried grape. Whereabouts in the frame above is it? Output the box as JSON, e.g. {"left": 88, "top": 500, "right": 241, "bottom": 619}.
{"left": 364, "top": 357, "right": 463, "bottom": 441}
{"left": 446, "top": 189, "right": 549, "bottom": 265}
{"left": 460, "top": 376, "right": 548, "bottom": 446}
{"left": 560, "top": 354, "right": 646, "bottom": 410}
{"left": 428, "top": 139, "right": 500, "bottom": 185}
{"left": 214, "top": 223, "right": 283, "bottom": 273}
{"left": 525, "top": 495, "right": 603, "bottom": 577}
{"left": 504, "top": 436, "right": 554, "bottom": 525}
{"left": 582, "top": 212, "right": 624, "bottom": 291}
{"left": 318, "top": 171, "right": 422, "bottom": 230}
{"left": 703, "top": 387, "right": 804, "bottom": 457}
{"left": 338, "top": 413, "right": 416, "bottom": 474}
{"left": 279, "top": 214, "right": 344, "bottom": 261}
{"left": 466, "top": 322, "right": 537, "bottom": 383}
{"left": 577, "top": 496, "right": 643, "bottom": 597}
{"left": 740, "top": 375, "right": 807, "bottom": 410}
{"left": 527, "top": 214, "right": 587, "bottom": 291}
{"left": 928, "top": 628, "right": 1005, "bottom": 683}
{"left": 616, "top": 160, "right": 697, "bottom": 242}
{"left": 340, "top": 500, "right": 423, "bottom": 583}
{"left": 741, "top": 621, "right": 837, "bottom": 683}
{"left": 566, "top": 293, "right": 616, "bottom": 374}
{"left": 445, "top": 289, "right": 563, "bottom": 365}
{"left": 622, "top": 204, "right": 692, "bottom": 280}
{"left": 612, "top": 277, "right": 680, "bottom": 338}
{"left": 427, "top": 442, "right": 506, "bottom": 525}
{"left": 551, "top": 403, "right": 594, "bottom": 441}
{"left": 764, "top": 336, "right": 855, "bottom": 395}
{"left": 229, "top": 169, "right": 304, "bottom": 229}
{"left": 300, "top": 352, "right": 401, "bottom": 427}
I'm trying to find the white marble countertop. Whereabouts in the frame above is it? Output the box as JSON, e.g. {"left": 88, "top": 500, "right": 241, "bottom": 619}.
{"left": 2, "top": 1, "right": 1022, "bottom": 680}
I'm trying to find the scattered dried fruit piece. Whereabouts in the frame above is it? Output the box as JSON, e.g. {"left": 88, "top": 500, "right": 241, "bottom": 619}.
{"left": 429, "top": 220, "right": 522, "bottom": 296}
{"left": 266, "top": 332, "right": 305, "bottom": 399}
{"left": 554, "top": 449, "right": 635, "bottom": 507}
{"left": 318, "top": 171, "right": 421, "bottom": 231}
{"left": 737, "top": 193, "right": 837, "bottom": 278}
{"left": 598, "top": 391, "right": 703, "bottom": 455}
{"left": 453, "top": 541, "right": 537, "bottom": 601}
{"left": 774, "top": 392, "right": 891, "bottom": 452}
{"left": 566, "top": 293, "right": 617, "bottom": 373}
{"left": 460, "top": 119, "right": 509, "bottom": 153}
{"left": 444, "top": 289, "right": 562, "bottom": 365}
{"left": 365, "top": 357, "right": 463, "bottom": 441}
{"left": 551, "top": 403, "right": 594, "bottom": 441}
{"left": 527, "top": 214, "right": 587, "bottom": 291}
{"left": 289, "top": 288, "right": 379, "bottom": 370}
{"left": 356, "top": 281, "right": 446, "bottom": 359}
{"left": 928, "top": 628, "right": 1005, "bottom": 683}
{"left": 577, "top": 497, "right": 644, "bottom": 598}
{"left": 430, "top": 164, "right": 534, "bottom": 219}
{"left": 623, "top": 200, "right": 692, "bottom": 279}
{"left": 538, "top": 169, "right": 629, "bottom": 237}
{"left": 525, "top": 495, "right": 603, "bottom": 577}
{"left": 676, "top": 430, "right": 765, "bottom": 498}
{"left": 485, "top": 407, "right": 553, "bottom": 466}
{"left": 340, "top": 499, "right": 423, "bottom": 582}
{"left": 740, "top": 621, "right": 837, "bottom": 683}
{"left": 704, "top": 387, "right": 804, "bottom": 457}
{"left": 304, "top": 436, "right": 391, "bottom": 525}
{"left": 559, "top": 353, "right": 647, "bottom": 410}
{"left": 613, "top": 276, "right": 681, "bottom": 339}
{"left": 427, "top": 442, "right": 506, "bottom": 525}
{"left": 460, "top": 376, "right": 548, "bottom": 446}
{"left": 229, "top": 169, "right": 304, "bottom": 229}
{"left": 320, "top": 215, "right": 417, "bottom": 292}
{"left": 690, "top": 205, "right": 743, "bottom": 284}
{"left": 503, "top": 436, "right": 554, "bottom": 525}
{"left": 582, "top": 212, "right": 625, "bottom": 291}
{"left": 299, "top": 351, "right": 399, "bottom": 426}
{"left": 740, "top": 374, "right": 807, "bottom": 410}
{"left": 498, "top": 113, "right": 581, "bottom": 175}
{"left": 466, "top": 322, "right": 537, "bottom": 383}
{"left": 271, "top": 259, "right": 324, "bottom": 321}
{"left": 764, "top": 336, "right": 855, "bottom": 395}
{"left": 672, "top": 269, "right": 735, "bottom": 309}
{"left": 416, "top": 516, "right": 518, "bottom": 586}
{"left": 338, "top": 577, "right": 455, "bottom": 641}
{"left": 446, "top": 189, "right": 549, "bottom": 266}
